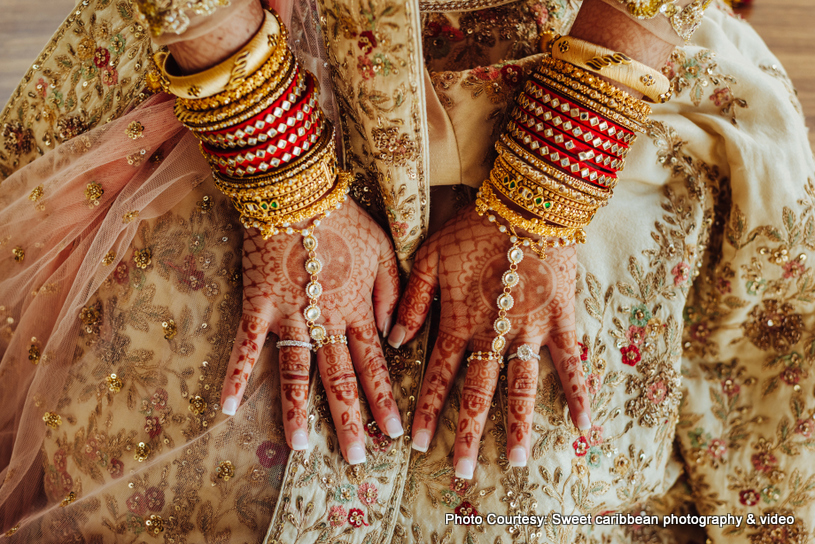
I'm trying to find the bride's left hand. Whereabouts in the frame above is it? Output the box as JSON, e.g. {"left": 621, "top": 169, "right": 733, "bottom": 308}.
{"left": 387, "top": 204, "right": 591, "bottom": 478}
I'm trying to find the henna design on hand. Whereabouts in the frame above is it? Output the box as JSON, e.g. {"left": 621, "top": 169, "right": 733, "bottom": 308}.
{"left": 226, "top": 314, "right": 270, "bottom": 396}
{"left": 407, "top": 204, "right": 584, "bottom": 469}
{"left": 417, "top": 331, "right": 468, "bottom": 427}
{"left": 348, "top": 322, "right": 394, "bottom": 411}
{"left": 223, "top": 198, "right": 400, "bottom": 462}
{"left": 397, "top": 274, "right": 436, "bottom": 331}
{"left": 507, "top": 358, "right": 537, "bottom": 443}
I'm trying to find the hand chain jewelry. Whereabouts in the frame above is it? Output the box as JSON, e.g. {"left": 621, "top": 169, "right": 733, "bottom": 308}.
{"left": 271, "top": 181, "right": 351, "bottom": 352}
{"left": 466, "top": 242, "right": 525, "bottom": 370}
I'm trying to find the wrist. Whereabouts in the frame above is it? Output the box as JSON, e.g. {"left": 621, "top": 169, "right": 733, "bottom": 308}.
{"left": 168, "top": 0, "right": 264, "bottom": 74}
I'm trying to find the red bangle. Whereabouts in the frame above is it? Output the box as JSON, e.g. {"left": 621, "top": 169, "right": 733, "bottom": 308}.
{"left": 506, "top": 120, "right": 617, "bottom": 188}
{"left": 199, "top": 67, "right": 309, "bottom": 148}
{"left": 523, "top": 79, "right": 635, "bottom": 144}
{"left": 206, "top": 110, "right": 325, "bottom": 176}
{"left": 511, "top": 106, "right": 624, "bottom": 172}
{"left": 508, "top": 118, "right": 617, "bottom": 185}
{"left": 517, "top": 93, "right": 629, "bottom": 159}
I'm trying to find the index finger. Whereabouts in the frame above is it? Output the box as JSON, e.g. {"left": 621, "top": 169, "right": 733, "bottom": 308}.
{"left": 387, "top": 238, "right": 439, "bottom": 349}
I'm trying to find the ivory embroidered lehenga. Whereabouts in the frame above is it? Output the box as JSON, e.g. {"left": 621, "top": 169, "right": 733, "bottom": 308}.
{"left": 1, "top": 0, "right": 814, "bottom": 542}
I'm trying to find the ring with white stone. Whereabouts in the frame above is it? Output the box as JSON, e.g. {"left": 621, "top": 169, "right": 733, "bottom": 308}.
{"left": 506, "top": 344, "right": 541, "bottom": 362}
{"left": 276, "top": 340, "right": 314, "bottom": 350}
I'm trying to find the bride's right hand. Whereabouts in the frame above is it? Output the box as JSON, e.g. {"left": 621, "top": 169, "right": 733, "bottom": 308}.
{"left": 219, "top": 197, "right": 403, "bottom": 465}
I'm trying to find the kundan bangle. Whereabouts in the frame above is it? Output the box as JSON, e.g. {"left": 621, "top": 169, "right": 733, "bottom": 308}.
{"left": 475, "top": 181, "right": 587, "bottom": 244}
{"left": 517, "top": 90, "right": 633, "bottom": 153}
{"left": 490, "top": 157, "right": 605, "bottom": 211}
{"left": 531, "top": 71, "right": 646, "bottom": 134}
{"left": 510, "top": 107, "right": 625, "bottom": 172}
{"left": 538, "top": 56, "right": 652, "bottom": 121}
{"left": 496, "top": 138, "right": 612, "bottom": 202}
{"left": 155, "top": 9, "right": 286, "bottom": 100}
{"left": 506, "top": 120, "right": 618, "bottom": 187}
{"left": 541, "top": 33, "right": 671, "bottom": 103}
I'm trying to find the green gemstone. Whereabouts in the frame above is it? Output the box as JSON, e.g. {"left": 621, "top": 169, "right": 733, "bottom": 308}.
{"left": 502, "top": 175, "right": 510, "bottom": 184}
{"left": 260, "top": 203, "right": 268, "bottom": 210}
{"left": 271, "top": 201, "right": 279, "bottom": 209}
{"left": 543, "top": 201, "right": 553, "bottom": 209}
{"left": 534, "top": 197, "right": 543, "bottom": 205}
{"left": 509, "top": 181, "right": 516, "bottom": 189}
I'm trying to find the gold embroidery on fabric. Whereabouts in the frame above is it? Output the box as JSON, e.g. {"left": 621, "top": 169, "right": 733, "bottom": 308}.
{"left": 131, "top": 0, "right": 232, "bottom": 37}
{"left": 0, "top": 0, "right": 152, "bottom": 178}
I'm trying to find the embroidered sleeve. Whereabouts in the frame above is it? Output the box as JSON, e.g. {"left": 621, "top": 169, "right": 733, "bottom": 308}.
{"left": 597, "top": 0, "right": 714, "bottom": 44}
{"left": 130, "top": 0, "right": 235, "bottom": 38}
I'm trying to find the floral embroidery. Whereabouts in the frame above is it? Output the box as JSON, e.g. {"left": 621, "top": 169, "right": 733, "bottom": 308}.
{"left": 462, "top": 63, "right": 525, "bottom": 105}
{"left": 742, "top": 299, "right": 803, "bottom": 351}
{"left": 357, "top": 482, "right": 378, "bottom": 505}
{"left": 347, "top": 507, "right": 368, "bottom": 528}
{"left": 663, "top": 49, "right": 747, "bottom": 124}
{"left": 620, "top": 345, "right": 641, "bottom": 366}
{"left": 328, "top": 505, "right": 347, "bottom": 528}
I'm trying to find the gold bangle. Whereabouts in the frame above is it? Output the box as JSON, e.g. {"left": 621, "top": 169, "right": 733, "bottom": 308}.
{"left": 542, "top": 34, "right": 671, "bottom": 103}
{"left": 537, "top": 56, "right": 651, "bottom": 121}
{"left": 155, "top": 9, "right": 286, "bottom": 100}
{"left": 174, "top": 52, "right": 297, "bottom": 128}
{"left": 490, "top": 158, "right": 600, "bottom": 214}
{"left": 489, "top": 171, "right": 597, "bottom": 228}
{"left": 497, "top": 136, "right": 612, "bottom": 201}
{"left": 240, "top": 171, "right": 354, "bottom": 240}
{"left": 490, "top": 177, "right": 591, "bottom": 229}
{"left": 227, "top": 150, "right": 337, "bottom": 227}
{"left": 175, "top": 32, "right": 290, "bottom": 112}
{"left": 476, "top": 181, "right": 587, "bottom": 243}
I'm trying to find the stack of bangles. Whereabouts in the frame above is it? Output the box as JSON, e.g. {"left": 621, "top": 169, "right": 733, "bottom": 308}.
{"left": 156, "top": 9, "right": 352, "bottom": 351}
{"left": 470, "top": 32, "right": 670, "bottom": 369}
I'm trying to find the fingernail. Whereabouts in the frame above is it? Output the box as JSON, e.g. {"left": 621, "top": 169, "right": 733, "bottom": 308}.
{"left": 291, "top": 430, "right": 309, "bottom": 450}
{"left": 384, "top": 416, "right": 404, "bottom": 438}
{"left": 412, "top": 430, "right": 431, "bottom": 452}
{"left": 576, "top": 412, "right": 591, "bottom": 431}
{"left": 346, "top": 442, "right": 367, "bottom": 465}
{"left": 222, "top": 396, "right": 239, "bottom": 416}
{"left": 455, "top": 458, "right": 474, "bottom": 480}
{"left": 388, "top": 323, "right": 406, "bottom": 349}
{"left": 382, "top": 315, "right": 393, "bottom": 337}
{"left": 508, "top": 447, "right": 527, "bottom": 467}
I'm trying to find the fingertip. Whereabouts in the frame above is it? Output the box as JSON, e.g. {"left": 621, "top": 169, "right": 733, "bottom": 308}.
{"left": 454, "top": 458, "right": 474, "bottom": 480}
{"left": 576, "top": 412, "right": 591, "bottom": 431}
{"left": 384, "top": 416, "right": 404, "bottom": 438}
{"left": 388, "top": 323, "right": 407, "bottom": 348}
{"left": 346, "top": 442, "right": 367, "bottom": 465}
{"left": 411, "top": 429, "right": 431, "bottom": 452}
{"left": 222, "top": 396, "right": 239, "bottom": 416}
{"left": 508, "top": 446, "right": 527, "bottom": 467}
{"left": 381, "top": 315, "right": 393, "bottom": 338}
{"left": 291, "top": 430, "right": 309, "bottom": 451}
